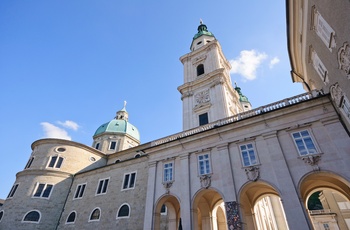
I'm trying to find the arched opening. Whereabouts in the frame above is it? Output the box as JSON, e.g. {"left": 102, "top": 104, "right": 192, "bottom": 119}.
{"left": 197, "top": 64, "right": 204, "bottom": 76}
{"left": 154, "top": 195, "right": 181, "bottom": 230}
{"left": 239, "top": 181, "right": 289, "bottom": 230}
{"left": 300, "top": 172, "right": 350, "bottom": 230}
{"left": 193, "top": 189, "right": 227, "bottom": 230}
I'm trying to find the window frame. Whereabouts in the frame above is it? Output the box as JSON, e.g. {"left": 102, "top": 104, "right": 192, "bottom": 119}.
{"left": 66, "top": 211, "right": 77, "bottom": 224}
{"left": 73, "top": 183, "right": 87, "bottom": 200}
{"left": 291, "top": 129, "right": 319, "bottom": 156}
{"left": 340, "top": 96, "right": 350, "bottom": 122}
{"left": 7, "top": 183, "right": 19, "bottom": 199}
{"left": 197, "top": 153, "right": 212, "bottom": 176}
{"left": 47, "top": 155, "right": 64, "bottom": 169}
{"left": 95, "top": 178, "right": 109, "bottom": 195}
{"left": 163, "top": 161, "right": 174, "bottom": 183}
{"left": 24, "top": 157, "right": 34, "bottom": 169}
{"left": 199, "top": 113, "right": 209, "bottom": 126}
{"left": 32, "top": 183, "right": 54, "bottom": 199}
{"left": 88, "top": 208, "right": 101, "bottom": 222}
{"left": 109, "top": 141, "right": 117, "bottom": 150}
{"left": 121, "top": 172, "right": 137, "bottom": 190}
{"left": 95, "top": 142, "right": 100, "bottom": 150}
{"left": 116, "top": 203, "right": 130, "bottom": 219}
{"left": 22, "top": 210, "right": 41, "bottom": 223}
{"left": 239, "top": 143, "right": 259, "bottom": 167}
{"left": 0, "top": 210, "right": 4, "bottom": 222}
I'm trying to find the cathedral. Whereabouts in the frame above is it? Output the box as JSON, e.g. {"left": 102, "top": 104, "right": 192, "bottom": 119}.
{"left": 1, "top": 19, "right": 350, "bottom": 230}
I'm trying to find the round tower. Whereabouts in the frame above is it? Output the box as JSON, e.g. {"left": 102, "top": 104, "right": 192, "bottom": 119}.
{"left": 0, "top": 139, "right": 106, "bottom": 229}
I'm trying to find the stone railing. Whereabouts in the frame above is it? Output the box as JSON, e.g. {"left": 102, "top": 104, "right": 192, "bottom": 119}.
{"left": 151, "top": 90, "right": 318, "bottom": 147}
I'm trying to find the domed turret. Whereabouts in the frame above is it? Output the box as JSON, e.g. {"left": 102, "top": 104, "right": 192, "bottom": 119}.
{"left": 235, "top": 83, "right": 252, "bottom": 112}
{"left": 93, "top": 102, "right": 140, "bottom": 153}
{"left": 190, "top": 20, "right": 216, "bottom": 51}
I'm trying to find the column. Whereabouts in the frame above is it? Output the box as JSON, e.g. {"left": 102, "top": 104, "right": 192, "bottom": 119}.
{"left": 143, "top": 161, "right": 158, "bottom": 230}
{"left": 179, "top": 153, "right": 191, "bottom": 229}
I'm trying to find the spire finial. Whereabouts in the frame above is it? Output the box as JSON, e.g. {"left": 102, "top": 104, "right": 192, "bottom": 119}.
{"left": 200, "top": 19, "right": 203, "bottom": 25}
{"left": 234, "top": 81, "right": 237, "bottom": 88}
{"left": 124, "top": 100, "right": 127, "bottom": 109}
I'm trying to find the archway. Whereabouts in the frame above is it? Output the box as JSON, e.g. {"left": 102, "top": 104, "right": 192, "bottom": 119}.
{"left": 300, "top": 172, "right": 350, "bottom": 230}
{"left": 239, "top": 181, "right": 289, "bottom": 230}
{"left": 192, "top": 188, "right": 227, "bottom": 230}
{"left": 154, "top": 195, "right": 181, "bottom": 230}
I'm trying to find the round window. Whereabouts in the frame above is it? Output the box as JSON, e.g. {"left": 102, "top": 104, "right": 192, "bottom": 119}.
{"left": 90, "top": 157, "right": 96, "bottom": 162}
{"left": 56, "top": 147, "right": 66, "bottom": 152}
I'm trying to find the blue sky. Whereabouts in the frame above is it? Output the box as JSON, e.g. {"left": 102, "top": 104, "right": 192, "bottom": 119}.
{"left": 0, "top": 1, "right": 304, "bottom": 199}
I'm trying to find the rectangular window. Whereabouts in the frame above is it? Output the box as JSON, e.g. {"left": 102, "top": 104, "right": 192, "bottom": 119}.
{"left": 199, "top": 113, "right": 209, "bottom": 126}
{"left": 24, "top": 157, "right": 34, "bottom": 169}
{"left": 239, "top": 143, "right": 258, "bottom": 167}
{"left": 74, "top": 183, "right": 86, "bottom": 199}
{"left": 292, "top": 130, "right": 317, "bottom": 156}
{"left": 109, "top": 141, "right": 117, "bottom": 150}
{"left": 47, "top": 156, "right": 64, "bottom": 169}
{"left": 198, "top": 154, "right": 211, "bottom": 175}
{"left": 163, "top": 162, "right": 173, "bottom": 182}
{"left": 33, "top": 183, "right": 53, "bottom": 198}
{"left": 122, "top": 172, "right": 136, "bottom": 190}
{"left": 323, "top": 223, "right": 330, "bottom": 230}
{"left": 341, "top": 96, "right": 350, "bottom": 121}
{"left": 311, "top": 6, "right": 336, "bottom": 50}
{"left": 310, "top": 49, "right": 328, "bottom": 84}
{"left": 96, "top": 178, "right": 109, "bottom": 195}
{"left": 7, "top": 183, "right": 19, "bottom": 198}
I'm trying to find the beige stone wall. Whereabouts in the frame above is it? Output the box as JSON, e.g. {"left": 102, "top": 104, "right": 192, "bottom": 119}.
{"left": 57, "top": 156, "right": 148, "bottom": 229}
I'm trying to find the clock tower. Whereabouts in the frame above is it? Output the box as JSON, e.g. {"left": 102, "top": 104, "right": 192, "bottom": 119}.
{"left": 178, "top": 21, "right": 246, "bottom": 130}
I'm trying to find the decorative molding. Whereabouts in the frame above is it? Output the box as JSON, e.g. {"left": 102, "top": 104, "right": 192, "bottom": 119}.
{"left": 244, "top": 166, "right": 260, "bottom": 182}
{"left": 200, "top": 175, "right": 211, "bottom": 189}
{"left": 192, "top": 54, "right": 207, "bottom": 65}
{"left": 210, "top": 76, "right": 225, "bottom": 88}
{"left": 299, "top": 154, "right": 322, "bottom": 171}
{"left": 330, "top": 83, "right": 343, "bottom": 106}
{"left": 225, "top": 201, "right": 242, "bottom": 230}
{"left": 338, "top": 42, "right": 350, "bottom": 78}
{"left": 163, "top": 181, "right": 173, "bottom": 194}
{"left": 181, "top": 91, "right": 194, "bottom": 100}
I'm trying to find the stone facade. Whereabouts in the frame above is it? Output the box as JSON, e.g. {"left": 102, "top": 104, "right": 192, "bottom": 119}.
{"left": 1, "top": 21, "right": 350, "bottom": 230}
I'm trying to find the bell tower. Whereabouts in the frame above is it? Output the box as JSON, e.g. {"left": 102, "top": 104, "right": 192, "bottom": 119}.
{"left": 178, "top": 21, "right": 244, "bottom": 130}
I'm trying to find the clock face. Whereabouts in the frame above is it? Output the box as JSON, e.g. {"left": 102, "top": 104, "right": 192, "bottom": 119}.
{"left": 195, "top": 90, "right": 210, "bottom": 105}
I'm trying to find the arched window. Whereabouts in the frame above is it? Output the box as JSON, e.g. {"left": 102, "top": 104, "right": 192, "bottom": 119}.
{"left": 134, "top": 154, "right": 141, "bottom": 158}
{"left": 197, "top": 64, "right": 204, "bottom": 76}
{"left": 115, "top": 159, "right": 121, "bottom": 163}
{"left": 89, "top": 208, "right": 100, "bottom": 221}
{"left": 0, "top": 210, "right": 4, "bottom": 222}
{"left": 23, "top": 210, "right": 40, "bottom": 223}
{"left": 95, "top": 143, "right": 100, "bottom": 150}
{"left": 117, "top": 204, "right": 130, "bottom": 218}
{"left": 66, "top": 211, "right": 76, "bottom": 224}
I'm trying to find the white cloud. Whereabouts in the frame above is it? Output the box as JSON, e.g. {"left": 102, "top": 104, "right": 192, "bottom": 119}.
{"left": 40, "top": 122, "right": 71, "bottom": 140}
{"left": 229, "top": 49, "right": 267, "bottom": 81}
{"left": 57, "top": 120, "right": 80, "bottom": 131}
{"left": 269, "top": 57, "right": 280, "bottom": 69}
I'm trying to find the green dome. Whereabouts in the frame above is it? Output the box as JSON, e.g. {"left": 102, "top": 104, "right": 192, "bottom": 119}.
{"left": 93, "top": 103, "right": 140, "bottom": 141}
{"left": 193, "top": 22, "right": 215, "bottom": 40}
{"left": 94, "top": 119, "right": 140, "bottom": 141}
{"left": 235, "top": 85, "right": 250, "bottom": 103}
